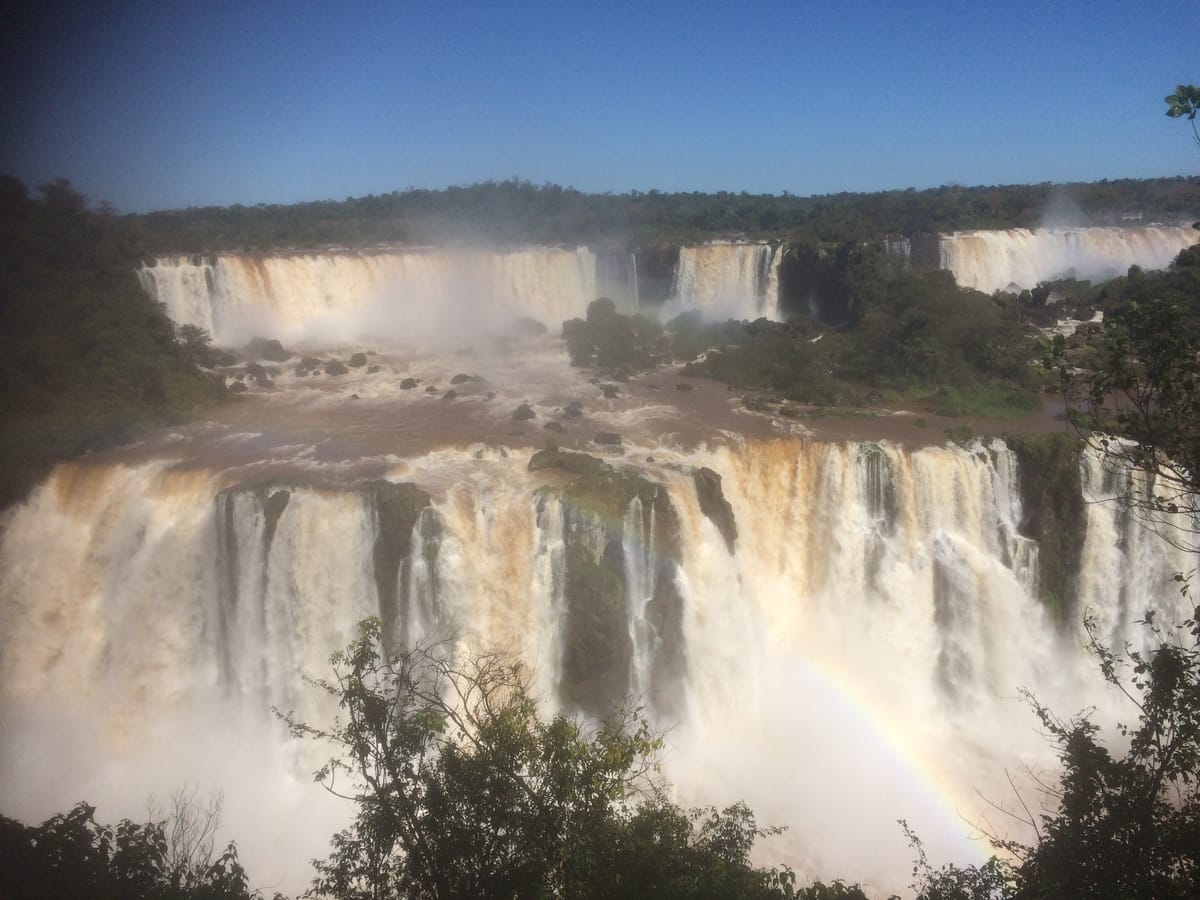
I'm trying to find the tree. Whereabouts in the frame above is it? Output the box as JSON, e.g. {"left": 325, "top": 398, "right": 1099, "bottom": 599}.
{"left": 0, "top": 800, "right": 260, "bottom": 900}
{"left": 176, "top": 324, "right": 220, "bottom": 369}
{"left": 989, "top": 613, "right": 1200, "bottom": 899}
{"left": 900, "top": 605, "right": 1200, "bottom": 900}
{"left": 1165, "top": 84, "right": 1200, "bottom": 147}
{"left": 1067, "top": 246, "right": 1200, "bottom": 536}
{"left": 901, "top": 103, "right": 1200, "bottom": 895}
{"left": 148, "top": 787, "right": 235, "bottom": 896}
{"left": 281, "top": 618, "right": 785, "bottom": 899}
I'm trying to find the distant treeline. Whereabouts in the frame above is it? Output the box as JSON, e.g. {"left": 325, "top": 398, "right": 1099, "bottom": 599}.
{"left": 129, "top": 176, "right": 1200, "bottom": 253}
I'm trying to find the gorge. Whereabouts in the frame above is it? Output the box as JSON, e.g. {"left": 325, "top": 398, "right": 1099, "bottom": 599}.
{"left": 2, "top": 225, "right": 1198, "bottom": 894}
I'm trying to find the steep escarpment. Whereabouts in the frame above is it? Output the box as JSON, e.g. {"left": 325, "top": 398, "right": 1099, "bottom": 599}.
{"left": 1, "top": 436, "right": 1193, "bottom": 892}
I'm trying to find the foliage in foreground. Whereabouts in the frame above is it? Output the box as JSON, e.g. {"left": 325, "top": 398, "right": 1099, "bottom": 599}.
{"left": 909, "top": 230, "right": 1200, "bottom": 897}
{"left": 0, "top": 795, "right": 263, "bottom": 900}
{"left": 280, "top": 618, "right": 791, "bottom": 899}
{"left": 904, "top": 608, "right": 1200, "bottom": 900}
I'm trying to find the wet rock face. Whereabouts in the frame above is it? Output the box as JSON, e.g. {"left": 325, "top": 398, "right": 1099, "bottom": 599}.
{"left": 362, "top": 480, "right": 431, "bottom": 642}
{"left": 531, "top": 449, "right": 686, "bottom": 716}
{"left": 561, "top": 536, "right": 631, "bottom": 712}
{"left": 1006, "top": 432, "right": 1085, "bottom": 621}
{"left": 692, "top": 466, "right": 738, "bottom": 553}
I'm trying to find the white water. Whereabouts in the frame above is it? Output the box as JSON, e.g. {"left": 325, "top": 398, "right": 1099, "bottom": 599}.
{"left": 138, "top": 249, "right": 611, "bottom": 346}
{"left": 940, "top": 225, "right": 1198, "bottom": 293}
{"left": 1, "top": 437, "right": 1192, "bottom": 893}
{"left": 669, "top": 242, "right": 782, "bottom": 320}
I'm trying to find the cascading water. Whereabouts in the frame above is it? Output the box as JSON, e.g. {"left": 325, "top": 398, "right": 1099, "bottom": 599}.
{"left": 138, "top": 248, "right": 604, "bottom": 345}
{"left": 2, "top": 435, "right": 1194, "bottom": 892}
{"left": 1076, "top": 445, "right": 1199, "bottom": 655}
{"left": 939, "top": 225, "right": 1199, "bottom": 293}
{"left": 669, "top": 242, "right": 782, "bottom": 320}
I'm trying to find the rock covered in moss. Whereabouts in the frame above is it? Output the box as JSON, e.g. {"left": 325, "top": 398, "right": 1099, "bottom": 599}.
{"left": 528, "top": 447, "right": 607, "bottom": 477}
{"left": 530, "top": 448, "right": 685, "bottom": 715}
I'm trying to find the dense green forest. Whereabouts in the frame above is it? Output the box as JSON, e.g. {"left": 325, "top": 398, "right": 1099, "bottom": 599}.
{"left": 0, "top": 177, "right": 225, "bottom": 506}
{"left": 564, "top": 253, "right": 1043, "bottom": 419}
{"left": 130, "top": 175, "right": 1200, "bottom": 253}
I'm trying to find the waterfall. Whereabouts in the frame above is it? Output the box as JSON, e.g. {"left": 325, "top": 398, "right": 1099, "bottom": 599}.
{"left": 1076, "top": 445, "right": 1198, "bottom": 655}
{"left": 595, "top": 247, "right": 640, "bottom": 313}
{"left": 939, "top": 225, "right": 1199, "bottom": 293}
{"left": 1, "top": 437, "right": 1195, "bottom": 892}
{"left": 139, "top": 248, "right": 601, "bottom": 345}
{"left": 670, "top": 242, "right": 782, "bottom": 320}
{"left": 623, "top": 496, "right": 659, "bottom": 700}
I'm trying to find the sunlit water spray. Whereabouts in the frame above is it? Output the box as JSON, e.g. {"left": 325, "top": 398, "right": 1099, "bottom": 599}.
{"left": 2, "top": 434, "right": 1195, "bottom": 895}
{"left": 939, "top": 225, "right": 1198, "bottom": 293}
{"left": 5, "top": 241, "right": 1199, "bottom": 894}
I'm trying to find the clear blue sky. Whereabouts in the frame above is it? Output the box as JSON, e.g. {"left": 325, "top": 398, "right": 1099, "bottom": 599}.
{"left": 1, "top": 0, "right": 1195, "bottom": 213}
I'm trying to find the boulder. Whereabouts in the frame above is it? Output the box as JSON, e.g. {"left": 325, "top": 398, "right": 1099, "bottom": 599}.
{"left": 451, "top": 373, "right": 481, "bottom": 385}
{"left": 529, "top": 448, "right": 605, "bottom": 476}
{"left": 367, "top": 365, "right": 381, "bottom": 374}
{"left": 348, "top": 352, "right": 368, "bottom": 367}
{"left": 593, "top": 432, "right": 622, "bottom": 446}
{"left": 442, "top": 390, "right": 457, "bottom": 401}
{"left": 400, "top": 377, "right": 421, "bottom": 390}
{"left": 245, "top": 337, "right": 290, "bottom": 362}
{"left": 325, "top": 360, "right": 349, "bottom": 376}
{"left": 513, "top": 403, "right": 536, "bottom": 421}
